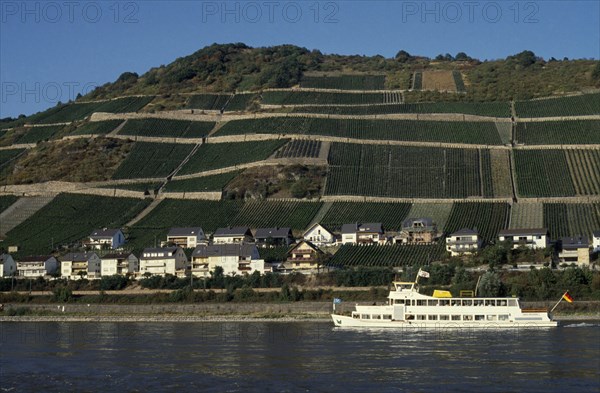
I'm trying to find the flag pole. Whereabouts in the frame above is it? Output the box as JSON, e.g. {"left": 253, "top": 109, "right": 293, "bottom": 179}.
{"left": 550, "top": 291, "right": 568, "bottom": 313}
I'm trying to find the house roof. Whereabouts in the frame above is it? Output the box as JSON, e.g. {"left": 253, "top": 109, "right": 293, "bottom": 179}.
{"left": 341, "top": 223, "right": 383, "bottom": 234}
{"left": 141, "top": 247, "right": 181, "bottom": 259}
{"left": 89, "top": 228, "right": 122, "bottom": 238}
{"left": 303, "top": 223, "right": 333, "bottom": 236}
{"left": 213, "top": 227, "right": 252, "bottom": 237}
{"left": 498, "top": 228, "right": 548, "bottom": 236}
{"left": 102, "top": 253, "right": 135, "bottom": 260}
{"left": 192, "top": 244, "right": 257, "bottom": 258}
{"left": 288, "top": 240, "right": 322, "bottom": 254}
{"left": 561, "top": 236, "right": 589, "bottom": 249}
{"left": 17, "top": 255, "right": 55, "bottom": 263}
{"left": 451, "top": 228, "right": 478, "bottom": 236}
{"left": 0, "top": 254, "right": 13, "bottom": 264}
{"left": 255, "top": 227, "right": 292, "bottom": 239}
{"left": 167, "top": 227, "right": 204, "bottom": 237}
{"left": 62, "top": 252, "right": 98, "bottom": 262}
{"left": 402, "top": 217, "right": 434, "bottom": 229}
{"left": 593, "top": 230, "right": 600, "bottom": 237}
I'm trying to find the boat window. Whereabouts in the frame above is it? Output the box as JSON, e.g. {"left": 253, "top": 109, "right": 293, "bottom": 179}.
{"left": 462, "top": 300, "right": 473, "bottom": 306}
{"left": 508, "top": 300, "right": 517, "bottom": 307}
{"left": 487, "top": 315, "right": 497, "bottom": 321}
{"left": 499, "top": 300, "right": 507, "bottom": 306}
{"left": 499, "top": 315, "right": 509, "bottom": 321}
{"left": 451, "top": 315, "right": 461, "bottom": 321}
{"left": 485, "top": 300, "right": 495, "bottom": 306}
{"left": 353, "top": 314, "right": 360, "bottom": 319}
{"left": 428, "top": 300, "right": 439, "bottom": 306}
{"left": 463, "top": 315, "right": 473, "bottom": 321}
{"left": 475, "top": 315, "right": 485, "bottom": 321}
{"left": 361, "top": 314, "right": 370, "bottom": 319}
{"left": 474, "top": 300, "right": 484, "bottom": 306}
{"left": 417, "top": 300, "right": 426, "bottom": 306}
{"left": 395, "top": 299, "right": 405, "bottom": 305}
{"left": 428, "top": 315, "right": 438, "bottom": 320}
{"left": 417, "top": 315, "right": 426, "bottom": 320}
{"left": 372, "top": 315, "right": 381, "bottom": 320}
{"left": 439, "top": 300, "right": 450, "bottom": 306}
{"left": 451, "top": 300, "right": 460, "bottom": 306}
{"left": 439, "top": 315, "right": 449, "bottom": 321}
{"left": 383, "top": 315, "right": 392, "bottom": 320}
{"left": 406, "top": 314, "right": 414, "bottom": 320}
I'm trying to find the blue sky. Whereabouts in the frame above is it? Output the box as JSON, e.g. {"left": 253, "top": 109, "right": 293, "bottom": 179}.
{"left": 1, "top": 0, "right": 599, "bottom": 118}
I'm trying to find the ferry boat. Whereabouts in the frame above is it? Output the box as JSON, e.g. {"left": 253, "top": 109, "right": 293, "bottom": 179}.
{"left": 331, "top": 270, "right": 558, "bottom": 328}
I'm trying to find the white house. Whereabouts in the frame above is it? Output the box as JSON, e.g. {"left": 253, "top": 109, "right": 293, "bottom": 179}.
{"left": 446, "top": 229, "right": 481, "bottom": 256}
{"left": 497, "top": 228, "right": 549, "bottom": 250}
{"left": 213, "top": 227, "right": 253, "bottom": 244}
{"left": 165, "top": 227, "right": 205, "bottom": 248}
{"left": 16, "top": 256, "right": 59, "bottom": 278}
{"left": 593, "top": 230, "right": 600, "bottom": 252}
{"left": 0, "top": 254, "right": 16, "bottom": 277}
{"left": 101, "top": 253, "right": 139, "bottom": 276}
{"left": 89, "top": 228, "right": 125, "bottom": 250}
{"left": 303, "top": 223, "right": 335, "bottom": 246}
{"left": 61, "top": 252, "right": 101, "bottom": 279}
{"left": 559, "top": 236, "right": 590, "bottom": 267}
{"left": 340, "top": 223, "right": 384, "bottom": 245}
{"left": 191, "top": 244, "right": 267, "bottom": 277}
{"left": 139, "top": 247, "right": 188, "bottom": 277}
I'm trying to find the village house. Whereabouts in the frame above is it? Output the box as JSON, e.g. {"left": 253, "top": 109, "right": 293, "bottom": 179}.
{"left": 164, "top": 227, "right": 205, "bottom": 248}
{"left": 254, "top": 227, "right": 293, "bottom": 247}
{"left": 88, "top": 228, "right": 125, "bottom": 250}
{"left": 0, "top": 254, "right": 16, "bottom": 277}
{"left": 191, "top": 243, "right": 267, "bottom": 277}
{"left": 303, "top": 223, "right": 335, "bottom": 246}
{"left": 213, "top": 227, "right": 253, "bottom": 244}
{"left": 61, "top": 252, "right": 101, "bottom": 279}
{"left": 101, "top": 253, "right": 139, "bottom": 276}
{"left": 498, "top": 228, "right": 549, "bottom": 250}
{"left": 139, "top": 247, "right": 188, "bottom": 277}
{"left": 340, "top": 223, "right": 384, "bottom": 245}
{"left": 593, "top": 231, "right": 600, "bottom": 252}
{"left": 16, "top": 256, "right": 59, "bottom": 278}
{"left": 558, "top": 236, "right": 590, "bottom": 267}
{"left": 280, "top": 241, "right": 324, "bottom": 272}
{"left": 445, "top": 229, "right": 481, "bottom": 256}
{"left": 397, "top": 218, "right": 439, "bottom": 244}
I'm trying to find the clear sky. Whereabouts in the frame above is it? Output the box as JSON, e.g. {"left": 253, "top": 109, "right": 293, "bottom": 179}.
{"left": 1, "top": 0, "right": 599, "bottom": 118}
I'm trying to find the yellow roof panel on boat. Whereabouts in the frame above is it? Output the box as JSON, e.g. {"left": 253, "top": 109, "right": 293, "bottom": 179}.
{"left": 433, "top": 290, "right": 452, "bottom": 298}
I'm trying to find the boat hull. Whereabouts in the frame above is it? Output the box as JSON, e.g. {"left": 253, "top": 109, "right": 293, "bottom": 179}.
{"left": 331, "top": 314, "right": 558, "bottom": 328}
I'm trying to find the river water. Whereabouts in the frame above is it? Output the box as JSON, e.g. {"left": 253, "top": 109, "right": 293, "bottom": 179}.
{"left": 1, "top": 321, "right": 599, "bottom": 392}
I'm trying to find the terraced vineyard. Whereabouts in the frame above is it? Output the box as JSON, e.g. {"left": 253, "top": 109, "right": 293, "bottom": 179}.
{"left": 289, "top": 101, "right": 510, "bottom": 117}
{"left": 515, "top": 93, "right": 600, "bottom": 118}
{"left": 0, "top": 195, "right": 18, "bottom": 213}
{"left": 509, "top": 203, "right": 544, "bottom": 229}
{"left": 112, "top": 142, "right": 194, "bottom": 179}
{"left": 232, "top": 200, "right": 322, "bottom": 230}
{"left": 165, "top": 172, "right": 241, "bottom": 192}
{"left": 0, "top": 149, "right": 25, "bottom": 167}
{"left": 444, "top": 202, "right": 510, "bottom": 242}
{"left": 326, "top": 143, "right": 486, "bottom": 198}
{"left": 118, "top": 119, "right": 215, "bottom": 138}
{"left": 186, "top": 94, "right": 231, "bottom": 110}
{"left": 71, "top": 120, "right": 123, "bottom": 135}
{"left": 225, "top": 93, "right": 256, "bottom": 111}
{"left": 453, "top": 71, "right": 466, "bottom": 92}
{"left": 3, "top": 194, "right": 151, "bottom": 255}
{"left": 275, "top": 140, "right": 322, "bottom": 158}
{"left": 329, "top": 244, "right": 444, "bottom": 267}
{"left": 404, "top": 203, "right": 454, "bottom": 232}
{"left": 217, "top": 117, "right": 502, "bottom": 145}
{"left": 300, "top": 74, "right": 386, "bottom": 90}
{"left": 412, "top": 72, "right": 423, "bottom": 90}
{"left": 262, "top": 91, "right": 398, "bottom": 105}
{"left": 543, "top": 203, "right": 600, "bottom": 239}
{"left": 565, "top": 149, "right": 600, "bottom": 195}
{"left": 178, "top": 140, "right": 287, "bottom": 175}
{"left": 319, "top": 202, "right": 412, "bottom": 231}
{"left": 15, "top": 125, "right": 65, "bottom": 144}
{"left": 515, "top": 120, "right": 600, "bottom": 145}
{"left": 28, "top": 96, "right": 154, "bottom": 124}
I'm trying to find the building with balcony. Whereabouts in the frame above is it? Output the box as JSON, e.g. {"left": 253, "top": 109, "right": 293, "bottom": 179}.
{"left": 397, "top": 218, "right": 439, "bottom": 244}
{"left": 61, "top": 252, "right": 101, "bottom": 279}
{"left": 16, "top": 256, "right": 58, "bottom": 278}
{"left": 213, "top": 227, "right": 253, "bottom": 244}
{"left": 303, "top": 223, "right": 335, "bottom": 246}
{"left": 498, "top": 228, "right": 549, "bottom": 250}
{"left": 558, "top": 236, "right": 590, "bottom": 267}
{"left": 446, "top": 229, "right": 481, "bottom": 256}
{"left": 88, "top": 228, "right": 125, "bottom": 250}
{"left": 191, "top": 243, "right": 266, "bottom": 277}
{"left": 340, "top": 223, "right": 384, "bottom": 245}
{"left": 255, "top": 227, "right": 293, "bottom": 247}
{"left": 281, "top": 241, "right": 324, "bottom": 272}
{"left": 593, "top": 230, "right": 600, "bottom": 252}
{"left": 101, "top": 253, "right": 139, "bottom": 276}
{"left": 165, "top": 227, "right": 205, "bottom": 248}
{"left": 139, "top": 247, "right": 188, "bottom": 277}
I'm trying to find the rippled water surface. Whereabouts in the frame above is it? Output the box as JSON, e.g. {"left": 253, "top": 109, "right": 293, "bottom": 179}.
{"left": 1, "top": 321, "right": 599, "bottom": 392}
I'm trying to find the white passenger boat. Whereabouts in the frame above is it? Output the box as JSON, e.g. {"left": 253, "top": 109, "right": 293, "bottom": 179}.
{"left": 331, "top": 270, "right": 558, "bottom": 328}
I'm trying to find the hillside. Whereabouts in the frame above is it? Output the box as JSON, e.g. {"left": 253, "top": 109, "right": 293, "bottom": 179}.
{"left": 0, "top": 43, "right": 599, "bottom": 263}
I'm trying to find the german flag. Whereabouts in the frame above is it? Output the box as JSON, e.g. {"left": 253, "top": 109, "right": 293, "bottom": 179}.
{"left": 562, "top": 292, "right": 574, "bottom": 303}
